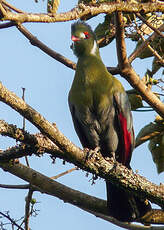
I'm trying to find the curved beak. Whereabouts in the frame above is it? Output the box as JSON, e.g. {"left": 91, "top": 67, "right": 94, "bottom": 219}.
{"left": 71, "top": 35, "right": 80, "bottom": 42}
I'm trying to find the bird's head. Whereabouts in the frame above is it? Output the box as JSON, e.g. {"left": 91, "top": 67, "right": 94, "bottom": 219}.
{"left": 71, "top": 21, "right": 99, "bottom": 58}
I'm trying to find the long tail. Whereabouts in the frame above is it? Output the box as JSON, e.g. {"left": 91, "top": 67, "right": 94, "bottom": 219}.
{"left": 106, "top": 181, "right": 151, "bottom": 222}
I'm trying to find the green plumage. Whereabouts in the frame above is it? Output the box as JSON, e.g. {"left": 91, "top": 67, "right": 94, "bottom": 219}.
{"left": 69, "top": 54, "right": 124, "bottom": 113}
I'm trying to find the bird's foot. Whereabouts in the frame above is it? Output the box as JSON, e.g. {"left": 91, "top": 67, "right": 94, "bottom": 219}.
{"left": 84, "top": 147, "right": 100, "bottom": 162}
{"left": 105, "top": 152, "right": 117, "bottom": 172}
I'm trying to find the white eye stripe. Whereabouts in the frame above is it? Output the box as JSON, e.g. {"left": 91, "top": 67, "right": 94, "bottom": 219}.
{"left": 79, "top": 32, "right": 86, "bottom": 39}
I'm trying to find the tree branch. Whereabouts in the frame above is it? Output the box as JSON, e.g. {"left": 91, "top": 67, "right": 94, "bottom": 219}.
{"left": 0, "top": 183, "right": 30, "bottom": 189}
{"left": 0, "top": 2, "right": 164, "bottom": 23}
{"left": 16, "top": 23, "right": 76, "bottom": 70}
{"left": 115, "top": 10, "right": 129, "bottom": 70}
{"left": 0, "top": 161, "right": 108, "bottom": 215}
{"left": 0, "top": 82, "right": 164, "bottom": 209}
{"left": 135, "top": 13, "right": 164, "bottom": 39}
{"left": 0, "top": 82, "right": 86, "bottom": 166}
{"left": 0, "top": 119, "right": 67, "bottom": 161}
{"left": 128, "top": 24, "right": 164, "bottom": 64}
{"left": 115, "top": 9, "right": 164, "bottom": 118}
{"left": 0, "top": 21, "right": 16, "bottom": 29}
{"left": 16, "top": 23, "right": 120, "bottom": 75}
{"left": 0, "top": 161, "right": 164, "bottom": 226}
{"left": 24, "top": 188, "right": 33, "bottom": 230}
{"left": 2, "top": 0, "right": 25, "bottom": 13}
{"left": 0, "top": 211, "right": 24, "bottom": 230}
{"left": 139, "top": 31, "right": 164, "bottom": 66}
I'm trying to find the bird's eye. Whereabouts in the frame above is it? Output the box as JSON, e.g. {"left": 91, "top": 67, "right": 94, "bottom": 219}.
{"left": 83, "top": 31, "right": 90, "bottom": 39}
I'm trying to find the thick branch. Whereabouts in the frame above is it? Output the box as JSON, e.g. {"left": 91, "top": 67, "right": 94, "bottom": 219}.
{"left": 0, "top": 119, "right": 65, "bottom": 160}
{"left": 0, "top": 162, "right": 164, "bottom": 227}
{"left": 0, "top": 161, "right": 108, "bottom": 215}
{"left": 115, "top": 10, "right": 129, "bottom": 69}
{"left": 122, "top": 67, "right": 164, "bottom": 118}
{"left": 0, "top": 82, "right": 164, "bottom": 208}
{"left": 0, "top": 2, "right": 164, "bottom": 23}
{"left": 0, "top": 82, "right": 86, "bottom": 166}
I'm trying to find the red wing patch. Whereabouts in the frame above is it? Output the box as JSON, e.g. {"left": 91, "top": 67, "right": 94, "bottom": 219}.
{"left": 119, "top": 112, "right": 132, "bottom": 165}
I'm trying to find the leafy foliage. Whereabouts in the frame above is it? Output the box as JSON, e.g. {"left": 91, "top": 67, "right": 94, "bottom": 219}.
{"left": 136, "top": 116, "right": 164, "bottom": 173}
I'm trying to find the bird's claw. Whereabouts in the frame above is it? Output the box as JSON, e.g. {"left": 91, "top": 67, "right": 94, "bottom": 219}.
{"left": 105, "top": 152, "right": 117, "bottom": 172}
{"left": 84, "top": 147, "right": 100, "bottom": 162}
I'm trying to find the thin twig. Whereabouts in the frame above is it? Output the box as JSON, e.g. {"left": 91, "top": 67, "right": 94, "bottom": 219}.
{"left": 81, "top": 208, "right": 164, "bottom": 230}
{"left": 22, "top": 87, "right": 30, "bottom": 167}
{"left": 139, "top": 32, "right": 164, "bottom": 66}
{"left": 128, "top": 24, "right": 164, "bottom": 63}
{"left": 0, "top": 1, "right": 7, "bottom": 16}
{"left": 0, "top": 183, "right": 30, "bottom": 189}
{"left": 0, "top": 21, "right": 16, "bottom": 29}
{"left": 17, "top": 23, "right": 76, "bottom": 70}
{"left": 2, "top": 0, "right": 25, "bottom": 13}
{"left": 24, "top": 188, "right": 33, "bottom": 230}
{"left": 0, "top": 211, "right": 24, "bottom": 230}
{"left": 51, "top": 167, "right": 78, "bottom": 180}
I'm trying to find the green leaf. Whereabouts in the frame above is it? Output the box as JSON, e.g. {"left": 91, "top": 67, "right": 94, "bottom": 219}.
{"left": 94, "top": 15, "right": 115, "bottom": 48}
{"left": 136, "top": 117, "right": 164, "bottom": 174}
{"left": 148, "top": 134, "right": 164, "bottom": 174}
{"left": 31, "top": 198, "right": 37, "bottom": 205}
{"left": 135, "top": 122, "right": 163, "bottom": 147}
{"left": 127, "top": 91, "right": 143, "bottom": 111}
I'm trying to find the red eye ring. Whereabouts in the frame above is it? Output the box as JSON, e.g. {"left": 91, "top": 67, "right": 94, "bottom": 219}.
{"left": 84, "top": 31, "right": 90, "bottom": 39}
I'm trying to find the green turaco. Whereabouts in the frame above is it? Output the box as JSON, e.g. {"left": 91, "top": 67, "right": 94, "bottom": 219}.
{"left": 68, "top": 21, "right": 151, "bottom": 222}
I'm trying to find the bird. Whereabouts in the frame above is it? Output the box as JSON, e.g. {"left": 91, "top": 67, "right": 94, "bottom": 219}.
{"left": 68, "top": 21, "right": 151, "bottom": 222}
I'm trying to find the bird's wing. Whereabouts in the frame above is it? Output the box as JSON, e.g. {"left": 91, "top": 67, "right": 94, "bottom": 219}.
{"left": 113, "top": 91, "right": 135, "bottom": 166}
{"left": 68, "top": 100, "right": 100, "bottom": 150}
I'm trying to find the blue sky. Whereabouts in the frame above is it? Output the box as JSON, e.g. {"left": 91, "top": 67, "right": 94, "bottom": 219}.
{"left": 0, "top": 1, "right": 163, "bottom": 229}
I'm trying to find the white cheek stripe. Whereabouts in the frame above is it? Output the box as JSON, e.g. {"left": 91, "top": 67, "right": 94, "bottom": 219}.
{"left": 90, "top": 40, "right": 97, "bottom": 55}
